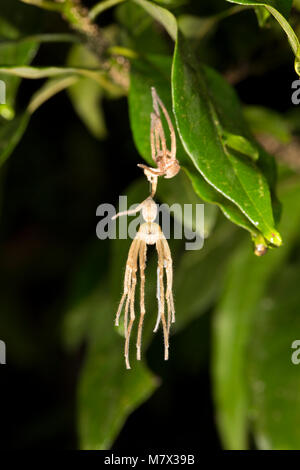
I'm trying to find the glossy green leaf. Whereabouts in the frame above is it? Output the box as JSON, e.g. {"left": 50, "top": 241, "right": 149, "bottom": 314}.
{"left": 157, "top": 171, "right": 218, "bottom": 239}
{"left": 129, "top": 54, "right": 268, "bottom": 243}
{"left": 212, "top": 178, "right": 300, "bottom": 449}
{"left": 172, "top": 34, "right": 281, "bottom": 247}
{"left": 226, "top": 1, "right": 300, "bottom": 75}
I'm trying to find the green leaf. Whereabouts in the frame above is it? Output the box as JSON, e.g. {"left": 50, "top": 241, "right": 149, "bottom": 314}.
{"left": 89, "top": 0, "right": 126, "bottom": 20}
{"left": 226, "top": 1, "right": 300, "bottom": 76}
{"left": 254, "top": 6, "right": 271, "bottom": 27}
{"left": 172, "top": 33, "right": 281, "bottom": 247}
{"left": 131, "top": 0, "right": 177, "bottom": 40}
{"left": 157, "top": 170, "right": 218, "bottom": 239}
{"left": 0, "top": 65, "right": 122, "bottom": 95}
{"left": 222, "top": 131, "right": 259, "bottom": 161}
{"left": 212, "top": 178, "right": 300, "bottom": 449}
{"left": 129, "top": 54, "right": 270, "bottom": 244}
{"left": 67, "top": 44, "right": 109, "bottom": 139}
{"left": 248, "top": 264, "right": 300, "bottom": 449}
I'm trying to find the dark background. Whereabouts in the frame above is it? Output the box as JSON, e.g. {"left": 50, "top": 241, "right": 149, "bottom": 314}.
{"left": 0, "top": 0, "right": 296, "bottom": 450}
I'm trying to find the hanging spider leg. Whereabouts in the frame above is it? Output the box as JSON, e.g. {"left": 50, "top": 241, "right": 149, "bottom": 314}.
{"left": 115, "top": 238, "right": 141, "bottom": 369}
{"left": 153, "top": 265, "right": 162, "bottom": 333}
{"left": 125, "top": 258, "right": 138, "bottom": 369}
{"left": 156, "top": 238, "right": 169, "bottom": 361}
{"left": 115, "top": 265, "right": 131, "bottom": 326}
{"left": 136, "top": 240, "right": 147, "bottom": 361}
{"left": 161, "top": 237, "right": 175, "bottom": 330}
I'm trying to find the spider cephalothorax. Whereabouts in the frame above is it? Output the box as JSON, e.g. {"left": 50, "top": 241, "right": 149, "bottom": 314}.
{"left": 138, "top": 87, "right": 180, "bottom": 197}
{"left": 113, "top": 197, "right": 175, "bottom": 369}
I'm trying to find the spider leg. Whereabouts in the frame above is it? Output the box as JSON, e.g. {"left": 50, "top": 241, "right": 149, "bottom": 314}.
{"left": 112, "top": 202, "right": 143, "bottom": 220}
{"left": 115, "top": 265, "right": 131, "bottom": 326}
{"left": 115, "top": 238, "right": 141, "bottom": 369}
{"left": 125, "top": 263, "right": 138, "bottom": 369}
{"left": 155, "top": 239, "right": 169, "bottom": 361}
{"left": 136, "top": 240, "right": 147, "bottom": 361}
{"left": 152, "top": 87, "right": 176, "bottom": 161}
{"left": 154, "top": 265, "right": 162, "bottom": 333}
{"left": 161, "top": 237, "right": 175, "bottom": 330}
{"left": 137, "top": 164, "right": 165, "bottom": 177}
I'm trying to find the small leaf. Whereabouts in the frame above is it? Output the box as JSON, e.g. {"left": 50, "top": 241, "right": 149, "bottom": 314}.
{"left": 67, "top": 45, "right": 108, "bottom": 139}
{"left": 172, "top": 33, "right": 281, "bottom": 247}
{"left": 222, "top": 131, "right": 259, "bottom": 161}
{"left": 89, "top": 0, "right": 126, "bottom": 20}
{"left": 132, "top": 0, "right": 177, "bottom": 40}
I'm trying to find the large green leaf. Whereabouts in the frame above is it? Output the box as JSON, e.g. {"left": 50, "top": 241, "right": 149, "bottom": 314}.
{"left": 212, "top": 178, "right": 300, "bottom": 449}
{"left": 248, "top": 264, "right": 300, "bottom": 449}
{"left": 172, "top": 34, "right": 281, "bottom": 247}
{"left": 226, "top": 1, "right": 300, "bottom": 75}
{"left": 129, "top": 54, "right": 271, "bottom": 246}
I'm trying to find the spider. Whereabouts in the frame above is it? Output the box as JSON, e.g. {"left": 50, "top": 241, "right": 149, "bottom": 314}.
{"left": 113, "top": 197, "right": 175, "bottom": 369}
{"left": 138, "top": 87, "right": 180, "bottom": 197}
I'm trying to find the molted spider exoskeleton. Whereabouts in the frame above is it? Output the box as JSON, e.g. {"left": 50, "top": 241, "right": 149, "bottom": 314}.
{"left": 138, "top": 87, "right": 180, "bottom": 197}
{"left": 113, "top": 197, "right": 175, "bottom": 369}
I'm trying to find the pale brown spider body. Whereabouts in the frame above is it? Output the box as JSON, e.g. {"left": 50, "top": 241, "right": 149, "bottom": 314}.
{"left": 138, "top": 87, "right": 180, "bottom": 196}
{"left": 113, "top": 197, "right": 175, "bottom": 369}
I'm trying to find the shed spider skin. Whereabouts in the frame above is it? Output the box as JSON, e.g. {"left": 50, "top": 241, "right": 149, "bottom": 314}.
{"left": 138, "top": 87, "right": 180, "bottom": 197}
{"left": 113, "top": 197, "right": 175, "bottom": 369}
